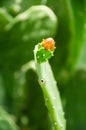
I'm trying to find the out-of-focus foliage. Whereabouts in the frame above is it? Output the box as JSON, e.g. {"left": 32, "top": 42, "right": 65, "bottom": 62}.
{"left": 0, "top": 107, "right": 19, "bottom": 130}
{"left": 0, "top": 0, "right": 86, "bottom": 130}
{"left": 0, "top": 5, "right": 57, "bottom": 71}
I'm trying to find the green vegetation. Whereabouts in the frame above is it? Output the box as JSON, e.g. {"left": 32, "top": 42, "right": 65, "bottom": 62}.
{"left": 34, "top": 39, "right": 66, "bottom": 130}
{"left": 0, "top": 0, "right": 86, "bottom": 130}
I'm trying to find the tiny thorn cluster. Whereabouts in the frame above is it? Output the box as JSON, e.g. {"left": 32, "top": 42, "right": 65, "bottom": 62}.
{"left": 36, "top": 38, "right": 56, "bottom": 63}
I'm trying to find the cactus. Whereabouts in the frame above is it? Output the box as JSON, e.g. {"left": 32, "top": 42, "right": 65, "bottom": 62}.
{"left": 34, "top": 38, "right": 66, "bottom": 130}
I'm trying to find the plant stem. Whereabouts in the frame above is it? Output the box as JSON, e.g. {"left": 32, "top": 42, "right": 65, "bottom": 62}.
{"left": 34, "top": 45, "right": 66, "bottom": 130}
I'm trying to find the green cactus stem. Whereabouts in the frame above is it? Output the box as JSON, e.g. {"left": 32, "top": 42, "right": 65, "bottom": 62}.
{"left": 34, "top": 38, "right": 66, "bottom": 130}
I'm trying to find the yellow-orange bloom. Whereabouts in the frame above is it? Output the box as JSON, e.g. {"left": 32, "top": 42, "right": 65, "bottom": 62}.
{"left": 42, "top": 38, "right": 56, "bottom": 51}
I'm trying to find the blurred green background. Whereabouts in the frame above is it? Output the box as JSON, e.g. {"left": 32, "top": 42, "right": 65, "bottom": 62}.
{"left": 0, "top": 0, "right": 86, "bottom": 130}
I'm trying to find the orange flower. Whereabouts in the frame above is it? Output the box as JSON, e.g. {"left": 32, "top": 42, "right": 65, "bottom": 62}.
{"left": 42, "top": 38, "right": 56, "bottom": 51}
